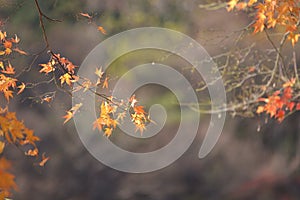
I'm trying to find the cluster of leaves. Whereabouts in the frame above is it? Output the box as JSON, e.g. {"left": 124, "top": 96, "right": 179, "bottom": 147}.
{"left": 0, "top": 108, "right": 46, "bottom": 197}
{"left": 39, "top": 52, "right": 79, "bottom": 86}
{"left": 129, "top": 95, "right": 151, "bottom": 133}
{"left": 93, "top": 101, "right": 118, "bottom": 137}
{"left": 0, "top": 26, "right": 150, "bottom": 198}
{"left": 92, "top": 95, "right": 150, "bottom": 137}
{"left": 257, "top": 78, "right": 300, "bottom": 122}
{"left": 227, "top": 0, "right": 300, "bottom": 46}
{"left": 0, "top": 31, "right": 49, "bottom": 198}
{"left": 224, "top": 0, "right": 300, "bottom": 123}
{"left": 79, "top": 12, "right": 107, "bottom": 35}
{"left": 0, "top": 157, "right": 16, "bottom": 199}
{"left": 0, "top": 31, "right": 26, "bottom": 101}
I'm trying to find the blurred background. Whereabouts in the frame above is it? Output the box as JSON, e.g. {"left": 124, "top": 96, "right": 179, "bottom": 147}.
{"left": 1, "top": 0, "right": 300, "bottom": 199}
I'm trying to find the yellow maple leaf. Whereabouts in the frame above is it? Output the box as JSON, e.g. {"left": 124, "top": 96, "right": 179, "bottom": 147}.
{"left": 0, "top": 31, "right": 7, "bottom": 40}
{"left": 95, "top": 67, "right": 104, "bottom": 78}
{"left": 59, "top": 73, "right": 72, "bottom": 86}
{"left": 17, "top": 83, "right": 26, "bottom": 95}
{"left": 227, "top": 0, "right": 238, "bottom": 11}
{"left": 4, "top": 48, "right": 12, "bottom": 55}
{"left": 104, "top": 128, "right": 113, "bottom": 137}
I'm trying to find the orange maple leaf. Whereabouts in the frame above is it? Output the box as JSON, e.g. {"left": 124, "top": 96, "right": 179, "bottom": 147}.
{"left": 1, "top": 64, "right": 15, "bottom": 75}
{"left": 3, "top": 40, "right": 12, "bottom": 49}
{"left": 256, "top": 106, "right": 265, "bottom": 114}
{"left": 79, "top": 12, "right": 92, "bottom": 19}
{"left": 39, "top": 63, "right": 54, "bottom": 74}
{"left": 3, "top": 90, "right": 13, "bottom": 101}
{"left": 63, "top": 103, "right": 82, "bottom": 124}
{"left": 39, "top": 153, "right": 50, "bottom": 167}
{"left": 98, "top": 26, "right": 107, "bottom": 35}
{"left": 63, "top": 111, "right": 73, "bottom": 124}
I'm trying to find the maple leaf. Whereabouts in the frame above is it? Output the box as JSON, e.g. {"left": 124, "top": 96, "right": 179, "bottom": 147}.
{"left": 0, "top": 31, "right": 7, "bottom": 40}
{"left": 129, "top": 95, "right": 138, "bottom": 107}
{"left": 134, "top": 105, "right": 146, "bottom": 114}
{"left": 283, "top": 78, "right": 296, "bottom": 88}
{"left": 102, "top": 77, "right": 109, "bottom": 88}
{"left": 275, "top": 109, "right": 285, "bottom": 122}
{"left": 264, "top": 102, "right": 277, "bottom": 117}
{"left": 104, "top": 128, "right": 113, "bottom": 137}
{"left": 42, "top": 96, "right": 53, "bottom": 103}
{"left": 63, "top": 111, "right": 73, "bottom": 124}
{"left": 39, "top": 153, "right": 50, "bottom": 167}
{"left": 227, "top": 0, "right": 238, "bottom": 11}
{"left": 93, "top": 118, "right": 103, "bottom": 131}
{"left": 71, "top": 103, "right": 82, "bottom": 112}
{"left": 39, "top": 63, "right": 54, "bottom": 74}
{"left": 235, "top": 2, "right": 247, "bottom": 10}
{"left": 256, "top": 106, "right": 265, "bottom": 114}
{"left": 59, "top": 73, "right": 72, "bottom": 86}
{"left": 0, "top": 158, "right": 17, "bottom": 196}
{"left": 93, "top": 101, "right": 118, "bottom": 136}
{"left": 0, "top": 141, "right": 5, "bottom": 154}
{"left": 65, "top": 62, "right": 76, "bottom": 74}
{"left": 3, "top": 40, "right": 12, "bottom": 49}
{"left": 3, "top": 89, "right": 13, "bottom": 101}
{"left": 5, "top": 48, "right": 12, "bottom": 55}
{"left": 248, "top": 0, "right": 257, "bottom": 6}
{"left": 82, "top": 80, "right": 92, "bottom": 92}
{"left": 283, "top": 87, "right": 293, "bottom": 100}
{"left": 117, "top": 112, "right": 126, "bottom": 121}
{"left": 288, "top": 33, "right": 300, "bottom": 46}
{"left": 95, "top": 67, "right": 104, "bottom": 78}
{"left": 17, "top": 82, "right": 25, "bottom": 95}
{"left": 1, "top": 64, "right": 15, "bottom": 75}
{"left": 98, "top": 26, "right": 107, "bottom": 35}
{"left": 23, "top": 129, "right": 40, "bottom": 145}
{"left": 63, "top": 103, "right": 82, "bottom": 124}
{"left": 287, "top": 102, "right": 295, "bottom": 111}
{"left": 79, "top": 12, "right": 92, "bottom": 19}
